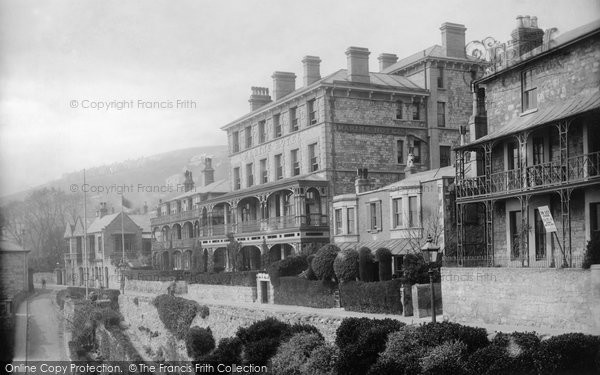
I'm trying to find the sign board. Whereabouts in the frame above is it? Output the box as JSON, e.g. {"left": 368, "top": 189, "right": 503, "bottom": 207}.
{"left": 538, "top": 206, "right": 557, "bottom": 233}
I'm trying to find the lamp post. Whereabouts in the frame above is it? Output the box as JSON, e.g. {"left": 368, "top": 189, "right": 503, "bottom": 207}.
{"left": 421, "top": 234, "right": 440, "bottom": 323}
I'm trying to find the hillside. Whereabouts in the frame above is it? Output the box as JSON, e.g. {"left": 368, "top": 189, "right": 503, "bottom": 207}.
{"left": 1, "top": 145, "right": 230, "bottom": 213}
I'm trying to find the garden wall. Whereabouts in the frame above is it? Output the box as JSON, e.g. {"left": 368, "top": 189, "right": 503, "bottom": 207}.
{"left": 188, "top": 284, "right": 257, "bottom": 304}
{"left": 441, "top": 265, "right": 600, "bottom": 334}
{"left": 124, "top": 279, "right": 187, "bottom": 295}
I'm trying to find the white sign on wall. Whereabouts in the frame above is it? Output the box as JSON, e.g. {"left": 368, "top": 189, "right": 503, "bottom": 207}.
{"left": 538, "top": 205, "right": 557, "bottom": 233}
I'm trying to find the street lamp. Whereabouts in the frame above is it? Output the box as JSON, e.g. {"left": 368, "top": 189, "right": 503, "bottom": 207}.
{"left": 421, "top": 234, "right": 440, "bottom": 323}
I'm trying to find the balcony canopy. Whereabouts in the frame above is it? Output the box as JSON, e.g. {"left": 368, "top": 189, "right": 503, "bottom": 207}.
{"left": 456, "top": 91, "right": 600, "bottom": 151}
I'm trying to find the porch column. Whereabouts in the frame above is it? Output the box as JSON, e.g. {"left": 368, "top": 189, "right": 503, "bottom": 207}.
{"left": 456, "top": 202, "right": 464, "bottom": 265}
{"left": 517, "top": 132, "right": 529, "bottom": 189}
{"left": 559, "top": 188, "right": 573, "bottom": 267}
{"left": 484, "top": 200, "right": 494, "bottom": 265}
{"left": 557, "top": 120, "right": 571, "bottom": 181}
{"left": 207, "top": 205, "right": 214, "bottom": 236}
{"left": 483, "top": 143, "right": 493, "bottom": 194}
{"left": 520, "top": 194, "right": 531, "bottom": 266}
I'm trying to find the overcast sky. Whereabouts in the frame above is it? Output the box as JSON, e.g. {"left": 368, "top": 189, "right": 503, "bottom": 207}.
{"left": 0, "top": 0, "right": 598, "bottom": 196}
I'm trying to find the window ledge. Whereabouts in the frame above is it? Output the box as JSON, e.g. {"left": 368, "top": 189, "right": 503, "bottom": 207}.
{"left": 520, "top": 108, "right": 538, "bottom": 116}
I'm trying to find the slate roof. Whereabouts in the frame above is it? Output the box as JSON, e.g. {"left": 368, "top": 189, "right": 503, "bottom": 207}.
{"left": 382, "top": 45, "right": 481, "bottom": 74}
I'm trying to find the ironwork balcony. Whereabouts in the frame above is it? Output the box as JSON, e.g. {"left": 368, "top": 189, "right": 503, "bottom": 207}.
{"left": 239, "top": 219, "right": 261, "bottom": 233}
{"left": 457, "top": 151, "right": 600, "bottom": 199}
{"left": 306, "top": 213, "right": 328, "bottom": 226}
{"left": 151, "top": 208, "right": 200, "bottom": 226}
{"left": 171, "top": 238, "right": 197, "bottom": 248}
{"left": 264, "top": 215, "right": 297, "bottom": 230}
{"left": 443, "top": 254, "right": 584, "bottom": 268}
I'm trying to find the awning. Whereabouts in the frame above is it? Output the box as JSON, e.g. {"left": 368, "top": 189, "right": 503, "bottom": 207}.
{"left": 456, "top": 91, "right": 600, "bottom": 150}
{"left": 337, "top": 238, "right": 412, "bottom": 255}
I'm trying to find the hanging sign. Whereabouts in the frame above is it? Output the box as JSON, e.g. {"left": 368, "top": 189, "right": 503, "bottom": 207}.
{"left": 538, "top": 205, "right": 557, "bottom": 233}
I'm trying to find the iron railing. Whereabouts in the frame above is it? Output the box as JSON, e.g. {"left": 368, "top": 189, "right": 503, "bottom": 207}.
{"left": 457, "top": 151, "right": 600, "bottom": 199}
{"left": 442, "top": 254, "right": 584, "bottom": 268}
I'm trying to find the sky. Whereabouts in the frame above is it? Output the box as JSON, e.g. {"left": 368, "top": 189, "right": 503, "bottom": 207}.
{"left": 0, "top": 0, "right": 598, "bottom": 196}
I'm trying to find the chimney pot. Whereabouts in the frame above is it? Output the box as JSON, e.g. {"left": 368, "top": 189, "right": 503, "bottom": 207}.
{"left": 440, "top": 22, "right": 467, "bottom": 58}
{"left": 272, "top": 71, "right": 296, "bottom": 100}
{"left": 531, "top": 16, "right": 538, "bottom": 28}
{"left": 378, "top": 53, "right": 398, "bottom": 72}
{"left": 516, "top": 15, "right": 524, "bottom": 28}
{"left": 203, "top": 157, "right": 215, "bottom": 186}
{"left": 524, "top": 15, "right": 531, "bottom": 28}
{"left": 345, "top": 47, "right": 371, "bottom": 84}
{"left": 249, "top": 86, "right": 271, "bottom": 111}
{"left": 302, "top": 56, "right": 321, "bottom": 86}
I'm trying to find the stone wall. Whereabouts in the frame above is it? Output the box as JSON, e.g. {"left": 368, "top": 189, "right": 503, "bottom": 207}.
{"left": 187, "top": 284, "right": 257, "bottom": 304}
{"left": 124, "top": 279, "right": 187, "bottom": 295}
{"left": 441, "top": 266, "right": 600, "bottom": 333}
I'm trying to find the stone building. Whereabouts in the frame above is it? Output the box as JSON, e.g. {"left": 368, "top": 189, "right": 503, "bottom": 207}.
{"left": 64, "top": 203, "right": 152, "bottom": 288}
{"left": 151, "top": 22, "right": 486, "bottom": 272}
{"left": 332, "top": 167, "right": 456, "bottom": 275}
{"left": 0, "top": 232, "right": 30, "bottom": 322}
{"left": 453, "top": 17, "right": 600, "bottom": 266}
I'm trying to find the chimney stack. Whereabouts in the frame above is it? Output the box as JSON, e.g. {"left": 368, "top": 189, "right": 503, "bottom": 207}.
{"left": 99, "top": 202, "right": 108, "bottom": 218}
{"left": 272, "top": 72, "right": 296, "bottom": 100}
{"left": 355, "top": 168, "right": 371, "bottom": 194}
{"left": 203, "top": 157, "right": 215, "bottom": 186}
{"left": 143, "top": 202, "right": 148, "bottom": 214}
{"left": 346, "top": 47, "right": 370, "bottom": 84}
{"left": 302, "top": 56, "right": 321, "bottom": 86}
{"left": 249, "top": 87, "right": 271, "bottom": 111}
{"left": 378, "top": 53, "right": 398, "bottom": 72}
{"left": 511, "top": 15, "right": 544, "bottom": 56}
{"left": 440, "top": 22, "right": 467, "bottom": 58}
{"left": 183, "top": 170, "right": 194, "bottom": 192}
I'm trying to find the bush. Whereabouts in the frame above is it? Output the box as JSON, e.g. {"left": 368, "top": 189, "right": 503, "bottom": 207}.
{"left": 274, "top": 277, "right": 337, "bottom": 308}
{"left": 236, "top": 318, "right": 292, "bottom": 366}
{"left": 312, "top": 244, "right": 340, "bottom": 281}
{"left": 335, "top": 318, "right": 406, "bottom": 375}
{"left": 371, "top": 326, "right": 427, "bottom": 375}
{"left": 152, "top": 294, "right": 202, "bottom": 339}
{"left": 186, "top": 326, "right": 215, "bottom": 360}
{"left": 96, "top": 307, "right": 123, "bottom": 328}
{"left": 358, "top": 247, "right": 374, "bottom": 281}
{"left": 203, "top": 337, "right": 243, "bottom": 365}
{"left": 56, "top": 289, "right": 68, "bottom": 309}
{"left": 304, "top": 343, "right": 339, "bottom": 375}
{"left": 271, "top": 332, "right": 325, "bottom": 375}
{"left": 65, "top": 287, "right": 120, "bottom": 310}
{"left": 333, "top": 249, "right": 359, "bottom": 283}
{"left": 190, "top": 271, "right": 259, "bottom": 286}
{"left": 583, "top": 232, "right": 600, "bottom": 268}
{"left": 465, "top": 345, "right": 513, "bottom": 375}
{"left": 305, "top": 254, "right": 317, "bottom": 280}
{"left": 339, "top": 279, "right": 403, "bottom": 314}
{"left": 420, "top": 340, "right": 468, "bottom": 375}
{"left": 416, "top": 322, "right": 489, "bottom": 354}
{"left": 376, "top": 248, "right": 393, "bottom": 281}
{"left": 533, "top": 333, "right": 600, "bottom": 374}
{"left": 268, "top": 256, "right": 308, "bottom": 287}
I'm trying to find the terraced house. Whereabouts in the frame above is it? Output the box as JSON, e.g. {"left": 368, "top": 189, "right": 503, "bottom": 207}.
{"left": 151, "top": 23, "right": 486, "bottom": 272}
{"left": 454, "top": 17, "right": 600, "bottom": 266}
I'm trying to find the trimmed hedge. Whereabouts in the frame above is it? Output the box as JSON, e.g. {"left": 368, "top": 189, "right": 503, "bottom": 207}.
{"left": 416, "top": 322, "right": 489, "bottom": 354}
{"left": 186, "top": 326, "right": 216, "bottom": 360}
{"left": 340, "top": 279, "right": 403, "bottom": 314}
{"left": 533, "top": 333, "right": 600, "bottom": 374}
{"left": 333, "top": 248, "right": 359, "bottom": 283}
{"left": 358, "top": 247, "right": 374, "bottom": 281}
{"left": 274, "top": 277, "right": 337, "bottom": 308}
{"left": 152, "top": 294, "right": 206, "bottom": 339}
{"left": 190, "top": 271, "right": 259, "bottom": 287}
{"left": 271, "top": 332, "right": 325, "bottom": 375}
{"left": 375, "top": 248, "right": 392, "bottom": 281}
{"left": 312, "top": 244, "right": 340, "bottom": 281}
{"left": 64, "top": 286, "right": 120, "bottom": 310}
{"left": 583, "top": 232, "right": 600, "bottom": 268}
{"left": 268, "top": 255, "right": 308, "bottom": 287}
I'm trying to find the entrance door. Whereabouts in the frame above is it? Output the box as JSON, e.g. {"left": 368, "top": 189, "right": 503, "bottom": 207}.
{"left": 260, "top": 281, "right": 269, "bottom": 303}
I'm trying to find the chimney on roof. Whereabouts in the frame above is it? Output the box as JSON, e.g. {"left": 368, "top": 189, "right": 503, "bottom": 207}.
{"left": 302, "top": 56, "right": 321, "bottom": 86}
{"left": 272, "top": 72, "right": 296, "bottom": 100}
{"left": 511, "top": 15, "right": 544, "bottom": 56}
{"left": 99, "top": 202, "right": 108, "bottom": 218}
{"left": 183, "top": 170, "right": 194, "bottom": 192}
{"left": 249, "top": 87, "right": 271, "bottom": 111}
{"left": 346, "top": 47, "right": 371, "bottom": 84}
{"left": 143, "top": 202, "right": 148, "bottom": 214}
{"left": 203, "top": 157, "right": 215, "bottom": 186}
{"left": 378, "top": 53, "right": 398, "bottom": 72}
{"left": 355, "top": 168, "right": 371, "bottom": 193}
{"left": 440, "top": 22, "right": 467, "bottom": 58}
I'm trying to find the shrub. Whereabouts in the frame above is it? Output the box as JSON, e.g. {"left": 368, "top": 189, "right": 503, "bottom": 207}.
{"left": 273, "top": 277, "right": 337, "bottom": 308}
{"left": 340, "top": 279, "right": 403, "bottom": 314}
{"left": 304, "top": 343, "right": 338, "bottom": 375}
{"left": 271, "top": 332, "right": 325, "bottom": 375}
{"left": 236, "top": 317, "right": 292, "bottom": 366}
{"left": 56, "top": 289, "right": 68, "bottom": 309}
{"left": 401, "top": 253, "right": 430, "bottom": 285}
{"left": 533, "top": 333, "right": 600, "bottom": 374}
{"left": 190, "top": 271, "right": 259, "bottom": 286}
{"left": 371, "top": 326, "right": 427, "bottom": 375}
{"left": 186, "top": 326, "right": 216, "bottom": 360}
{"left": 583, "top": 232, "right": 600, "bottom": 268}
{"left": 96, "top": 307, "right": 123, "bottom": 328}
{"left": 268, "top": 256, "right": 308, "bottom": 287}
{"left": 420, "top": 340, "right": 468, "bottom": 375}
{"left": 358, "top": 247, "right": 374, "bottom": 281}
{"left": 416, "top": 322, "right": 489, "bottom": 354}
{"left": 333, "top": 248, "right": 359, "bottom": 283}
{"left": 465, "top": 345, "right": 512, "bottom": 375}
{"left": 204, "top": 337, "right": 243, "bottom": 365}
{"left": 375, "top": 248, "right": 393, "bottom": 281}
{"left": 152, "top": 294, "right": 202, "bottom": 339}
{"left": 289, "top": 323, "right": 324, "bottom": 341}
{"left": 305, "top": 254, "right": 317, "bottom": 280}
{"left": 312, "top": 244, "right": 340, "bottom": 281}
{"left": 336, "top": 319, "right": 406, "bottom": 375}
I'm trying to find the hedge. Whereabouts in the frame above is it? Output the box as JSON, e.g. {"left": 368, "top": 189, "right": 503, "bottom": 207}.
{"left": 64, "top": 286, "right": 120, "bottom": 310}
{"left": 274, "top": 277, "right": 337, "bottom": 308}
{"left": 339, "top": 279, "right": 403, "bottom": 314}
{"left": 268, "top": 255, "right": 308, "bottom": 287}
{"left": 312, "top": 244, "right": 340, "bottom": 281}
{"left": 333, "top": 249, "right": 359, "bottom": 283}
{"left": 152, "top": 294, "right": 207, "bottom": 339}
{"left": 189, "top": 271, "right": 259, "bottom": 287}
{"left": 375, "top": 248, "right": 392, "bottom": 281}
{"left": 358, "top": 247, "right": 374, "bottom": 281}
